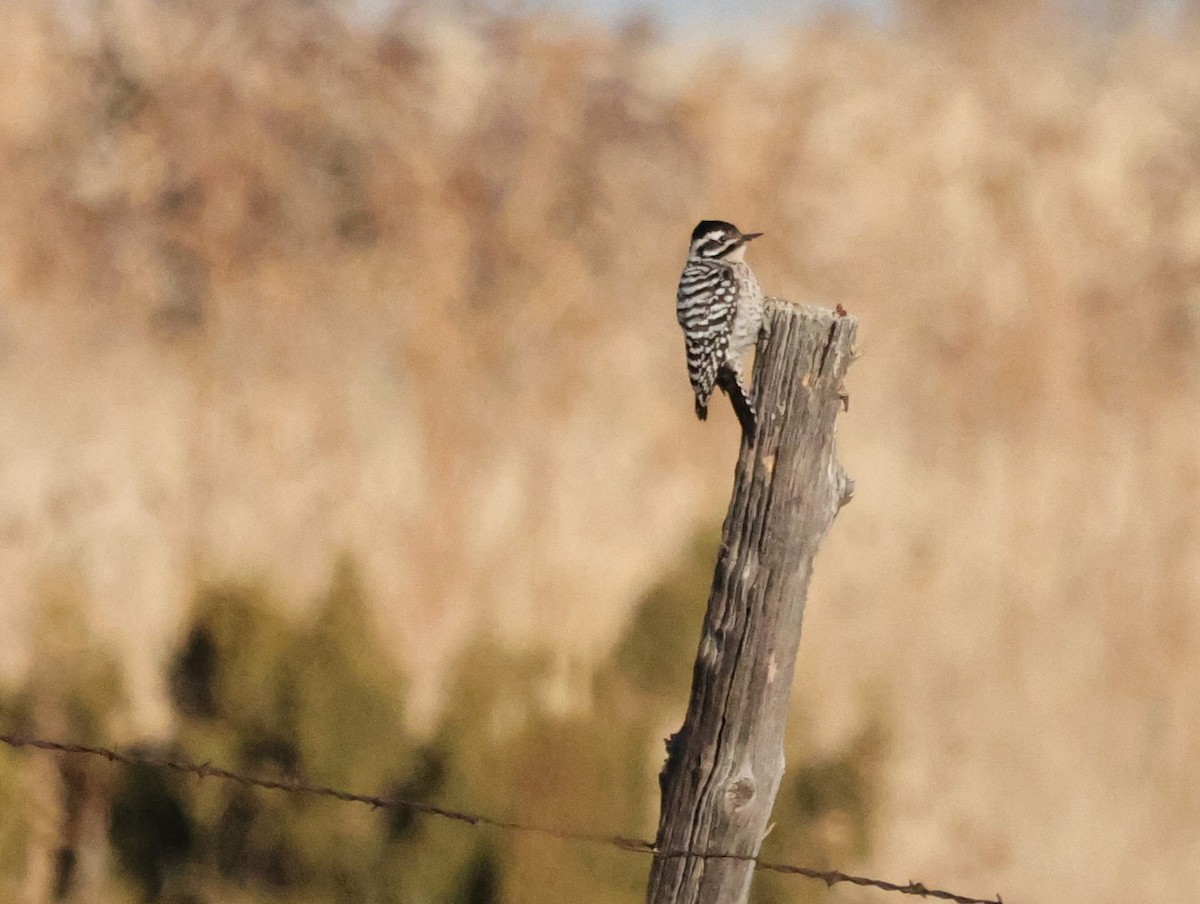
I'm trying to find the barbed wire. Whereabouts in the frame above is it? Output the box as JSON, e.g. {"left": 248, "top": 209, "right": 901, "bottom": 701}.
{"left": 0, "top": 732, "right": 1003, "bottom": 904}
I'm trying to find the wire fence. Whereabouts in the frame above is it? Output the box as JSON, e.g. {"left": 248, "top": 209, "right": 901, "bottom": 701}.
{"left": 0, "top": 731, "right": 1003, "bottom": 904}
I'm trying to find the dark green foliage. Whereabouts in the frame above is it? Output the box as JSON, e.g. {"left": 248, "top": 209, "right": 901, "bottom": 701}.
{"left": 5, "top": 544, "right": 881, "bottom": 904}
{"left": 213, "top": 788, "right": 258, "bottom": 880}
{"left": 455, "top": 846, "right": 502, "bottom": 904}
{"left": 1, "top": 600, "right": 127, "bottom": 901}
{"left": 105, "top": 564, "right": 439, "bottom": 902}
{"left": 109, "top": 763, "right": 194, "bottom": 902}
{"left": 386, "top": 743, "right": 447, "bottom": 840}
{"left": 52, "top": 846, "right": 76, "bottom": 901}
{"left": 789, "top": 722, "right": 883, "bottom": 856}
{"left": 431, "top": 640, "right": 651, "bottom": 904}
{"left": 424, "top": 530, "right": 883, "bottom": 904}
{"left": 168, "top": 625, "right": 218, "bottom": 719}
{"left": 0, "top": 697, "right": 31, "bottom": 902}
{"left": 614, "top": 532, "right": 722, "bottom": 701}
{"left": 751, "top": 723, "right": 884, "bottom": 904}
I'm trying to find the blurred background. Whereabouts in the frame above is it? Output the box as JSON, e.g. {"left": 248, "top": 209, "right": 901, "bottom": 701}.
{"left": 1, "top": 0, "right": 1199, "bottom": 902}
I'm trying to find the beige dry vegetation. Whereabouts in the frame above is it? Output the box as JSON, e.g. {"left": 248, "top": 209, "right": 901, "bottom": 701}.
{"left": 1, "top": 0, "right": 1199, "bottom": 902}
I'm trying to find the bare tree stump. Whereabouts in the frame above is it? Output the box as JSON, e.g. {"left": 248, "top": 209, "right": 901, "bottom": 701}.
{"left": 647, "top": 299, "right": 858, "bottom": 904}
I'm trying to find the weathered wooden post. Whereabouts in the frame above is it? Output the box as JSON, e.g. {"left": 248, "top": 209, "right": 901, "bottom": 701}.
{"left": 647, "top": 299, "right": 857, "bottom": 904}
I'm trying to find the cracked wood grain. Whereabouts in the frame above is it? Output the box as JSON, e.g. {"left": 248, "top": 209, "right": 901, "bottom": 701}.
{"left": 647, "top": 299, "right": 858, "bottom": 904}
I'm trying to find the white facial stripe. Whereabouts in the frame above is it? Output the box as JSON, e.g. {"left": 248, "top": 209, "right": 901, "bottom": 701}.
{"left": 702, "top": 237, "right": 738, "bottom": 257}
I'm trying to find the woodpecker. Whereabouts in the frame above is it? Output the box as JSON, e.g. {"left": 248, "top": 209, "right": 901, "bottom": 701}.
{"left": 676, "top": 219, "right": 765, "bottom": 438}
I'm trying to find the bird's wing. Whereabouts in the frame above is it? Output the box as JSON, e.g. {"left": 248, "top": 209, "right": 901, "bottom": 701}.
{"left": 677, "top": 259, "right": 738, "bottom": 404}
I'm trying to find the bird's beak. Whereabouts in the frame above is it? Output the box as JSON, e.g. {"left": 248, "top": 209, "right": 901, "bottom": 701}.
{"left": 741, "top": 232, "right": 763, "bottom": 242}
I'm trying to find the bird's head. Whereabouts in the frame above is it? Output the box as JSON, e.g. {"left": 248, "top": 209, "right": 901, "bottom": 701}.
{"left": 688, "top": 220, "right": 763, "bottom": 262}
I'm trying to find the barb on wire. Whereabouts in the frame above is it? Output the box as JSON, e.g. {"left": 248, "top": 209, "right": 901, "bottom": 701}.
{"left": 0, "top": 732, "right": 1003, "bottom": 904}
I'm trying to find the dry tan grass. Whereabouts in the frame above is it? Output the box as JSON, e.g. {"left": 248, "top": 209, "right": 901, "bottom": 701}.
{"left": 1, "top": 1, "right": 1199, "bottom": 902}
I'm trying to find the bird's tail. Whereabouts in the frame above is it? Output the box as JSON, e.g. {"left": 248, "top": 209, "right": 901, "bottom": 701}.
{"left": 716, "top": 368, "right": 757, "bottom": 440}
{"left": 694, "top": 396, "right": 708, "bottom": 421}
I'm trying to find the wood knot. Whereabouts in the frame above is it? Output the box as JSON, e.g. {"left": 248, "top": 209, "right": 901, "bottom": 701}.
{"left": 724, "top": 777, "right": 756, "bottom": 812}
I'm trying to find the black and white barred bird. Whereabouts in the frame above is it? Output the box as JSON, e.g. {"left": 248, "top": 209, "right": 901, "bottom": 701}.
{"left": 676, "top": 219, "right": 765, "bottom": 438}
